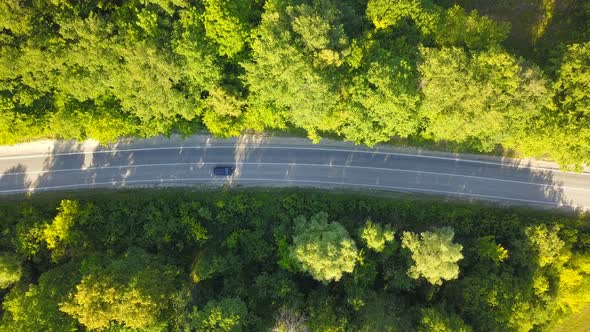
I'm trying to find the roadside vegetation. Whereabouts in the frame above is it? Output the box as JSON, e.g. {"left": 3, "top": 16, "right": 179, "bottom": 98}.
{"left": 0, "top": 188, "right": 589, "bottom": 331}
{"left": 1, "top": 0, "right": 589, "bottom": 169}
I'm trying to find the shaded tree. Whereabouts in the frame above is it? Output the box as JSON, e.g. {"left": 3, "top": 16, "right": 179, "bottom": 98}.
{"left": 418, "top": 306, "right": 472, "bottom": 332}
{"left": 434, "top": 5, "right": 509, "bottom": 50}
{"left": 0, "top": 252, "right": 22, "bottom": 289}
{"left": 190, "top": 297, "right": 248, "bottom": 332}
{"left": 0, "top": 263, "right": 80, "bottom": 331}
{"left": 366, "top": 0, "right": 440, "bottom": 34}
{"left": 351, "top": 293, "right": 414, "bottom": 332}
{"left": 473, "top": 235, "right": 509, "bottom": 265}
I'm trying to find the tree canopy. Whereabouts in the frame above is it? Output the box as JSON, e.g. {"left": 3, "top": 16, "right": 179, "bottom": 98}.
{"left": 190, "top": 298, "right": 248, "bottom": 332}
{"left": 0, "top": 253, "right": 22, "bottom": 289}
{"left": 360, "top": 219, "right": 395, "bottom": 253}
{"left": 59, "top": 248, "right": 177, "bottom": 330}
{"left": 418, "top": 46, "right": 549, "bottom": 151}
{"left": 290, "top": 212, "right": 358, "bottom": 283}
{"left": 0, "top": 189, "right": 588, "bottom": 331}
{"left": 1, "top": 0, "right": 588, "bottom": 168}
{"left": 401, "top": 227, "right": 464, "bottom": 285}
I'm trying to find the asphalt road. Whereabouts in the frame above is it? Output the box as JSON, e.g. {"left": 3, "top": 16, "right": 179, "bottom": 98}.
{"left": 0, "top": 135, "right": 589, "bottom": 210}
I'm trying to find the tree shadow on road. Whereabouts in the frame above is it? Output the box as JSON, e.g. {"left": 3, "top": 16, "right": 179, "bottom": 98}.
{"left": 0, "top": 165, "right": 32, "bottom": 195}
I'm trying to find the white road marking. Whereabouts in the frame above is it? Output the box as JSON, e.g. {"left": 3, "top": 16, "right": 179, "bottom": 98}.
{"left": 0, "top": 177, "right": 584, "bottom": 210}
{"left": 1, "top": 162, "right": 589, "bottom": 191}
{"left": 0, "top": 145, "right": 586, "bottom": 175}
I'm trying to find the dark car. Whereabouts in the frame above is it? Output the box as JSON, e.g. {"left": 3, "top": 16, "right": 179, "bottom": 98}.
{"left": 213, "top": 166, "right": 235, "bottom": 176}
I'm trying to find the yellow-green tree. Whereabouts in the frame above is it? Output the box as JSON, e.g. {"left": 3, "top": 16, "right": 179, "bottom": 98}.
{"left": 401, "top": 227, "right": 463, "bottom": 285}
{"left": 202, "top": 0, "right": 254, "bottom": 58}
{"left": 43, "top": 200, "right": 92, "bottom": 262}
{"left": 290, "top": 212, "right": 358, "bottom": 283}
{"left": 418, "top": 47, "right": 550, "bottom": 151}
{"left": 514, "top": 42, "right": 590, "bottom": 170}
{"left": 525, "top": 224, "right": 565, "bottom": 267}
{"left": 360, "top": 219, "right": 395, "bottom": 253}
{"left": 60, "top": 248, "right": 176, "bottom": 330}
{"left": 1, "top": 263, "right": 79, "bottom": 331}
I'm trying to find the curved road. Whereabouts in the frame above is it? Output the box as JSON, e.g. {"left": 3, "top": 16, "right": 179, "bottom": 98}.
{"left": 0, "top": 135, "right": 589, "bottom": 210}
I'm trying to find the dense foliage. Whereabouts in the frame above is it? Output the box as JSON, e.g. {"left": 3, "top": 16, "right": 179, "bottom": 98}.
{"left": 1, "top": 0, "right": 589, "bottom": 169}
{"left": 0, "top": 189, "right": 589, "bottom": 331}
{"left": 401, "top": 227, "right": 463, "bottom": 285}
{"left": 289, "top": 212, "right": 358, "bottom": 283}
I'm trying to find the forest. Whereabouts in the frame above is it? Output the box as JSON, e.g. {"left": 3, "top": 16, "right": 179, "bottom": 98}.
{"left": 0, "top": 188, "right": 589, "bottom": 331}
{"left": 1, "top": 0, "right": 589, "bottom": 169}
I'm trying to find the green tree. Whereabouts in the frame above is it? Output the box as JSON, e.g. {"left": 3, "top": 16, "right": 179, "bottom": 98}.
{"left": 418, "top": 47, "right": 550, "bottom": 151}
{"left": 190, "top": 298, "right": 248, "bottom": 332}
{"left": 172, "top": 6, "right": 222, "bottom": 93}
{"left": 360, "top": 219, "right": 395, "bottom": 253}
{"left": 0, "top": 1, "right": 34, "bottom": 36}
{"left": 0, "top": 263, "right": 80, "bottom": 332}
{"left": 474, "top": 235, "right": 509, "bottom": 265}
{"left": 307, "top": 291, "right": 349, "bottom": 331}
{"left": 458, "top": 271, "right": 548, "bottom": 331}
{"left": 202, "top": 0, "right": 253, "bottom": 58}
{"left": 366, "top": 0, "right": 440, "bottom": 34}
{"left": 554, "top": 254, "right": 590, "bottom": 314}
{"left": 352, "top": 294, "right": 414, "bottom": 332}
{"left": 201, "top": 87, "right": 247, "bottom": 137}
{"left": 0, "top": 252, "right": 22, "bottom": 289}
{"left": 553, "top": 42, "right": 590, "bottom": 119}
{"left": 340, "top": 33, "right": 421, "bottom": 146}
{"left": 515, "top": 42, "right": 590, "bottom": 170}
{"left": 60, "top": 248, "right": 177, "bottom": 330}
{"left": 401, "top": 227, "right": 463, "bottom": 285}
{"left": 290, "top": 212, "right": 358, "bottom": 283}
{"left": 525, "top": 224, "right": 565, "bottom": 267}
{"left": 0, "top": 107, "right": 47, "bottom": 145}
{"left": 286, "top": 0, "right": 351, "bottom": 59}
{"left": 418, "top": 307, "right": 473, "bottom": 332}
{"left": 0, "top": 2, "right": 224, "bottom": 144}
{"left": 43, "top": 200, "right": 92, "bottom": 262}
{"left": 243, "top": 0, "right": 344, "bottom": 141}
{"left": 434, "top": 5, "right": 509, "bottom": 50}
